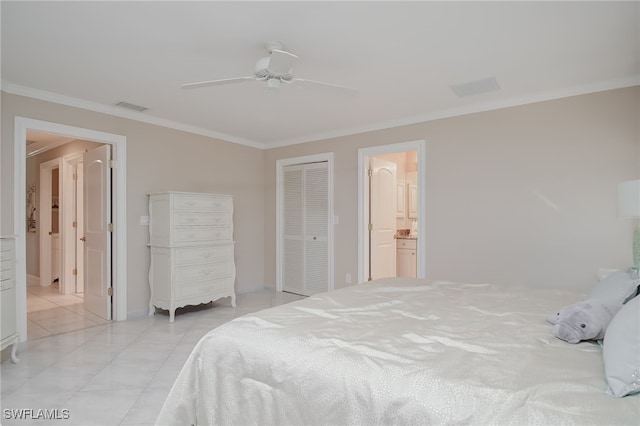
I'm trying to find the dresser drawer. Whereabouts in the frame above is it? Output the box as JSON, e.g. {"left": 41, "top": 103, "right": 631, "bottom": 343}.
{"left": 175, "top": 245, "right": 233, "bottom": 266}
{"left": 397, "top": 239, "right": 417, "bottom": 250}
{"left": 0, "top": 258, "right": 14, "bottom": 273}
{"left": 0, "top": 278, "right": 14, "bottom": 292}
{"left": 0, "top": 239, "right": 15, "bottom": 261}
{"left": 175, "top": 277, "right": 233, "bottom": 299}
{"left": 172, "top": 194, "right": 231, "bottom": 212}
{"left": 172, "top": 227, "right": 232, "bottom": 244}
{"left": 0, "top": 266, "right": 14, "bottom": 282}
{"left": 173, "top": 212, "right": 231, "bottom": 227}
{"left": 175, "top": 261, "right": 233, "bottom": 283}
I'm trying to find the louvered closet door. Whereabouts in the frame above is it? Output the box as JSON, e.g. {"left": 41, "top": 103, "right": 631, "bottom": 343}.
{"left": 283, "top": 162, "right": 328, "bottom": 296}
{"left": 283, "top": 165, "right": 304, "bottom": 295}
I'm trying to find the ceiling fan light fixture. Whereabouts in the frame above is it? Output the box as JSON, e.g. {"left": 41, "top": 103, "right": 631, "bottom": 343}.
{"left": 255, "top": 57, "right": 271, "bottom": 78}
{"left": 267, "top": 78, "right": 281, "bottom": 89}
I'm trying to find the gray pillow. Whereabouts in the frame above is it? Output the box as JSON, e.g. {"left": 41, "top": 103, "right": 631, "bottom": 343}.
{"left": 602, "top": 295, "right": 640, "bottom": 397}
{"left": 588, "top": 271, "right": 637, "bottom": 304}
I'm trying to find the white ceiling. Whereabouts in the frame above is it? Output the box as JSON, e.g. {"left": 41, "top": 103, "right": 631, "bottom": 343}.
{"left": 2, "top": 1, "right": 639, "bottom": 149}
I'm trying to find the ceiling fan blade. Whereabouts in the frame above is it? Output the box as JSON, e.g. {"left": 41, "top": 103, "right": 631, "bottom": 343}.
{"left": 292, "top": 78, "right": 358, "bottom": 96}
{"left": 269, "top": 49, "right": 298, "bottom": 75}
{"left": 181, "top": 76, "right": 255, "bottom": 89}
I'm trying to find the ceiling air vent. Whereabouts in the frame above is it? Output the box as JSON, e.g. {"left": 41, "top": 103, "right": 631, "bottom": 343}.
{"left": 116, "top": 101, "right": 148, "bottom": 112}
{"left": 450, "top": 77, "right": 500, "bottom": 97}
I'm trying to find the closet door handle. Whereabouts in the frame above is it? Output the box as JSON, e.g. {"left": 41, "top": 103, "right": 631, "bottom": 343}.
{"left": 80, "top": 237, "right": 86, "bottom": 242}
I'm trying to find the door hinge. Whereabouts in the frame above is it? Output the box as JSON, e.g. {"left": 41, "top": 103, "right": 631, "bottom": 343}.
{"left": 107, "top": 287, "right": 113, "bottom": 296}
{"left": 368, "top": 223, "right": 373, "bottom": 231}
{"left": 368, "top": 168, "right": 373, "bottom": 177}
{"left": 72, "top": 221, "right": 77, "bottom": 228}
{"left": 72, "top": 268, "right": 77, "bottom": 276}
{"left": 107, "top": 223, "right": 114, "bottom": 232}
{"left": 108, "top": 160, "right": 115, "bottom": 168}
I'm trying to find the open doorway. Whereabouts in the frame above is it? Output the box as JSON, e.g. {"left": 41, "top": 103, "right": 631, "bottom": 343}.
{"left": 13, "top": 117, "right": 128, "bottom": 343}
{"left": 358, "top": 140, "right": 426, "bottom": 283}
{"left": 26, "top": 134, "right": 107, "bottom": 339}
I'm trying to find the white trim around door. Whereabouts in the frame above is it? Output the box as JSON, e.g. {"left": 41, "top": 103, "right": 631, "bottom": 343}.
{"left": 13, "top": 117, "right": 128, "bottom": 342}
{"left": 276, "top": 152, "right": 334, "bottom": 293}
{"left": 358, "top": 140, "right": 427, "bottom": 284}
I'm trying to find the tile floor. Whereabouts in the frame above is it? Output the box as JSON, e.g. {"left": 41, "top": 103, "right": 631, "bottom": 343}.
{"left": 26, "top": 285, "right": 109, "bottom": 340}
{"left": 1, "top": 289, "right": 305, "bottom": 426}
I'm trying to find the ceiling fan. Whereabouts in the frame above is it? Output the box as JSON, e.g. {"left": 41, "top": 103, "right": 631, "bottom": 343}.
{"left": 181, "top": 41, "right": 357, "bottom": 95}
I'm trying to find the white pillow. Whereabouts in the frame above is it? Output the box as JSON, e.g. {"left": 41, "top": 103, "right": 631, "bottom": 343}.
{"left": 602, "top": 295, "right": 640, "bottom": 397}
{"left": 588, "top": 271, "right": 637, "bottom": 304}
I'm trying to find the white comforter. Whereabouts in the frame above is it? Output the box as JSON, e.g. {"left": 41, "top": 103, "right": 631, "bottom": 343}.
{"left": 156, "top": 278, "right": 640, "bottom": 425}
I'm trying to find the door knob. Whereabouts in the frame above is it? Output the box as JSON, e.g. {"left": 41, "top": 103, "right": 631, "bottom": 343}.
{"left": 80, "top": 237, "right": 86, "bottom": 242}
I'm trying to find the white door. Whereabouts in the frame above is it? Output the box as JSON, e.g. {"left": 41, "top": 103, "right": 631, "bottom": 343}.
{"left": 370, "top": 157, "right": 397, "bottom": 280}
{"left": 83, "top": 145, "right": 111, "bottom": 320}
{"left": 282, "top": 162, "right": 329, "bottom": 296}
{"left": 75, "top": 163, "right": 85, "bottom": 294}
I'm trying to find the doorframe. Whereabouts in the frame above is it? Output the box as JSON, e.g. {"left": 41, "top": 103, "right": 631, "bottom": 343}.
{"left": 358, "top": 140, "right": 427, "bottom": 284}
{"left": 275, "top": 152, "right": 334, "bottom": 293}
{"left": 13, "top": 117, "right": 128, "bottom": 342}
{"left": 38, "top": 158, "right": 61, "bottom": 288}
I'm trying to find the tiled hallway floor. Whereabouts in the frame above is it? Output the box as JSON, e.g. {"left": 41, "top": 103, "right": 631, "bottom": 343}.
{"left": 27, "top": 285, "right": 108, "bottom": 340}
{"left": 1, "top": 289, "right": 305, "bottom": 425}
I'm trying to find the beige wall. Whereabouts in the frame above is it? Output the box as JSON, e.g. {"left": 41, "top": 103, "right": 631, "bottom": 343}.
{"left": 1, "top": 93, "right": 266, "bottom": 315}
{"left": 25, "top": 139, "right": 103, "bottom": 277}
{"left": 264, "top": 87, "right": 640, "bottom": 293}
{"left": 2, "top": 87, "right": 638, "bottom": 318}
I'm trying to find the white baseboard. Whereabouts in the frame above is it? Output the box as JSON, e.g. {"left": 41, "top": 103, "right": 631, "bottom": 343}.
{"left": 126, "top": 309, "right": 150, "bottom": 319}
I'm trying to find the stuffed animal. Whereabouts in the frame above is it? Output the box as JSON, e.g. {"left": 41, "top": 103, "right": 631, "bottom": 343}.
{"left": 547, "top": 298, "right": 623, "bottom": 344}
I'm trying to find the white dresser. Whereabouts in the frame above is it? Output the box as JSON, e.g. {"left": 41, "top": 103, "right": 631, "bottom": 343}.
{"left": 1, "top": 236, "right": 20, "bottom": 363}
{"left": 148, "top": 192, "right": 236, "bottom": 322}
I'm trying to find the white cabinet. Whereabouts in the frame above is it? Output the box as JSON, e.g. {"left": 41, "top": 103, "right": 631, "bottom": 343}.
{"left": 396, "top": 183, "right": 405, "bottom": 218}
{"left": 396, "top": 238, "right": 417, "bottom": 278}
{"left": 408, "top": 184, "right": 418, "bottom": 220}
{"left": 1, "top": 236, "right": 19, "bottom": 363}
{"left": 148, "top": 192, "right": 236, "bottom": 322}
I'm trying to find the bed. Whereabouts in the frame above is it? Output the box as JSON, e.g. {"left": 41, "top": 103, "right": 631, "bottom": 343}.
{"left": 156, "top": 277, "right": 640, "bottom": 425}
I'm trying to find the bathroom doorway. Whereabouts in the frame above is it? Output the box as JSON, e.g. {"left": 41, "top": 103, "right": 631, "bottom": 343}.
{"left": 358, "top": 140, "right": 426, "bottom": 283}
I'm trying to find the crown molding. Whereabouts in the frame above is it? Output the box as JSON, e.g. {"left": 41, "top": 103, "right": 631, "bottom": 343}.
{"left": 263, "top": 75, "right": 640, "bottom": 149}
{"left": 0, "top": 81, "right": 265, "bottom": 149}
{"left": 3, "top": 76, "right": 638, "bottom": 151}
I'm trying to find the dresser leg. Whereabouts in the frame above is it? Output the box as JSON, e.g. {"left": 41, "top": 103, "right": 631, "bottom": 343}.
{"left": 148, "top": 302, "right": 155, "bottom": 316}
{"left": 169, "top": 310, "right": 175, "bottom": 323}
{"left": 230, "top": 294, "right": 237, "bottom": 308}
{"left": 10, "top": 338, "right": 19, "bottom": 364}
